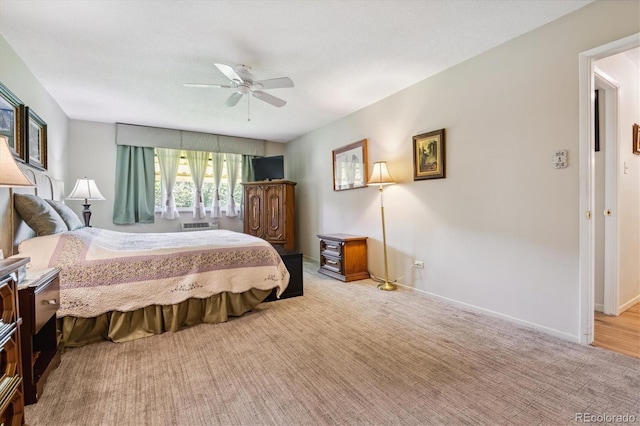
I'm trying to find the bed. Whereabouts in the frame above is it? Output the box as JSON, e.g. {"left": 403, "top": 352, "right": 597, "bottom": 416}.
{"left": 10, "top": 165, "right": 289, "bottom": 347}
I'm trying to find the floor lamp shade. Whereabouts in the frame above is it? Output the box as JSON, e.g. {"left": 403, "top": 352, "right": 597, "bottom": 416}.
{"left": 367, "top": 161, "right": 396, "bottom": 291}
{"left": 0, "top": 136, "right": 34, "bottom": 187}
{"left": 67, "top": 178, "right": 105, "bottom": 227}
{"left": 367, "top": 161, "right": 395, "bottom": 186}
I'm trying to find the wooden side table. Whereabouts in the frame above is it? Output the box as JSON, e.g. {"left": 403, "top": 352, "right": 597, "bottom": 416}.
{"left": 317, "top": 233, "right": 369, "bottom": 282}
{"left": 18, "top": 268, "right": 61, "bottom": 405}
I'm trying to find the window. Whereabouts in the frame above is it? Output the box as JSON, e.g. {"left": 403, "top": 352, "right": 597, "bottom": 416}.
{"left": 154, "top": 149, "right": 242, "bottom": 212}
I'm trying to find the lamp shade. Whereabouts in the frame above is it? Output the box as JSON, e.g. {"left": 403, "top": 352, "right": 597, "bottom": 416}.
{"left": 67, "top": 178, "right": 105, "bottom": 201}
{"left": 367, "top": 161, "right": 396, "bottom": 186}
{"left": 0, "top": 135, "right": 34, "bottom": 187}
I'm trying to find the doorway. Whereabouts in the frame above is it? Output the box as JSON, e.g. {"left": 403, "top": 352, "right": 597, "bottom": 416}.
{"left": 578, "top": 34, "right": 640, "bottom": 346}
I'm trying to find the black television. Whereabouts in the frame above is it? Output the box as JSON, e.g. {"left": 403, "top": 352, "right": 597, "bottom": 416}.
{"left": 252, "top": 155, "right": 284, "bottom": 181}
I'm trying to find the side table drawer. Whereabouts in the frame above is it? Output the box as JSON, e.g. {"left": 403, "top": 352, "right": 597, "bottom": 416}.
{"left": 34, "top": 275, "right": 60, "bottom": 335}
{"left": 320, "top": 255, "right": 342, "bottom": 274}
{"left": 320, "top": 239, "right": 343, "bottom": 258}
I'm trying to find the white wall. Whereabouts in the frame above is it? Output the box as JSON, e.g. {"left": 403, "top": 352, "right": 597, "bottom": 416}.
{"left": 66, "top": 120, "right": 286, "bottom": 233}
{"left": 0, "top": 35, "right": 69, "bottom": 255}
{"left": 595, "top": 52, "right": 640, "bottom": 312}
{"left": 286, "top": 1, "right": 640, "bottom": 341}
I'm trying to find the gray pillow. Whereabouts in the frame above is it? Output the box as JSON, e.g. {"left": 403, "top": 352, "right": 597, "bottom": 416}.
{"left": 45, "top": 199, "right": 85, "bottom": 231}
{"left": 14, "top": 193, "right": 69, "bottom": 236}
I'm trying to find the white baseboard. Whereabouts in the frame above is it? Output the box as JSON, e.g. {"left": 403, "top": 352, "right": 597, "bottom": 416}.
{"left": 394, "top": 282, "right": 580, "bottom": 343}
{"left": 594, "top": 303, "right": 604, "bottom": 312}
{"left": 619, "top": 294, "right": 640, "bottom": 314}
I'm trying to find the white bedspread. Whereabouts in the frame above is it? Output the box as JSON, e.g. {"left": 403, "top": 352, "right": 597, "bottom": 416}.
{"left": 18, "top": 228, "right": 289, "bottom": 318}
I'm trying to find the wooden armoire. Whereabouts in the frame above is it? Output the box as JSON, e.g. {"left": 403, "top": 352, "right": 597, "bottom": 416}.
{"left": 242, "top": 180, "right": 296, "bottom": 250}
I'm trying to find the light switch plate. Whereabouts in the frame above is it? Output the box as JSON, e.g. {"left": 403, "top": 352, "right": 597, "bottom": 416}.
{"left": 554, "top": 150, "right": 568, "bottom": 169}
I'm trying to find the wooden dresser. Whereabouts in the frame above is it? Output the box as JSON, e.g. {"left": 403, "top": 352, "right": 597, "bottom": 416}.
{"left": 317, "top": 234, "right": 369, "bottom": 282}
{"left": 243, "top": 180, "right": 296, "bottom": 250}
{"left": 18, "top": 268, "right": 61, "bottom": 405}
{"left": 0, "top": 257, "right": 27, "bottom": 425}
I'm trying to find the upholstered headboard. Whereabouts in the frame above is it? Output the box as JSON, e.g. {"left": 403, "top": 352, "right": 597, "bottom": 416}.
{"left": 12, "top": 163, "right": 64, "bottom": 254}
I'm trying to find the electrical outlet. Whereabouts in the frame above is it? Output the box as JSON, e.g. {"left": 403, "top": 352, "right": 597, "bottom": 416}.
{"left": 413, "top": 260, "right": 424, "bottom": 269}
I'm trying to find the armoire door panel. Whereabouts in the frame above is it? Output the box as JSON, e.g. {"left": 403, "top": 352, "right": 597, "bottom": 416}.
{"left": 264, "top": 185, "right": 285, "bottom": 241}
{"left": 246, "top": 187, "right": 263, "bottom": 237}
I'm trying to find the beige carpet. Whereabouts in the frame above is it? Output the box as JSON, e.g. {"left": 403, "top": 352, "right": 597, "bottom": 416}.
{"left": 25, "top": 261, "right": 639, "bottom": 425}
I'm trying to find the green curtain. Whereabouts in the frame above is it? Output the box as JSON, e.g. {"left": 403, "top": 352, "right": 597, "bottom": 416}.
{"left": 240, "top": 155, "right": 257, "bottom": 221}
{"left": 113, "top": 145, "right": 155, "bottom": 224}
{"left": 242, "top": 155, "right": 256, "bottom": 183}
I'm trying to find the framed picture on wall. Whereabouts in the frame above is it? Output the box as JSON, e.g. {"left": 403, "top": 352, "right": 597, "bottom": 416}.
{"left": 26, "top": 107, "right": 47, "bottom": 170}
{"left": 633, "top": 123, "right": 639, "bottom": 155}
{"left": 413, "top": 128, "right": 445, "bottom": 180}
{"left": 0, "top": 81, "right": 26, "bottom": 161}
{"left": 332, "top": 139, "right": 369, "bottom": 191}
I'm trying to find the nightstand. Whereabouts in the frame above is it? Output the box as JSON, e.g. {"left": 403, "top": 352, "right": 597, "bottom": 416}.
{"left": 18, "top": 268, "right": 61, "bottom": 405}
{"left": 263, "top": 245, "right": 303, "bottom": 301}
{"left": 317, "top": 234, "right": 369, "bottom": 282}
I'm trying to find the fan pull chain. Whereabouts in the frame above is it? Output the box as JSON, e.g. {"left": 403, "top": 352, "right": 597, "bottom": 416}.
{"left": 247, "top": 95, "right": 251, "bottom": 122}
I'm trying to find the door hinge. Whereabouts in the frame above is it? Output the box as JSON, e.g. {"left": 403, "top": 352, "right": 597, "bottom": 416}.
{"left": 586, "top": 210, "right": 591, "bottom": 220}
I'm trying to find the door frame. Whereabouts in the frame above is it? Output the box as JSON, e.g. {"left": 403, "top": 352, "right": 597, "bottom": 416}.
{"left": 578, "top": 33, "right": 639, "bottom": 344}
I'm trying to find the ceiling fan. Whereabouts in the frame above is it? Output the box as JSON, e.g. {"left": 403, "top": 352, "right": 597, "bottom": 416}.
{"left": 184, "top": 63, "right": 294, "bottom": 108}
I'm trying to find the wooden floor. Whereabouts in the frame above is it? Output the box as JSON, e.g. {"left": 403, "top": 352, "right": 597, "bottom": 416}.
{"left": 593, "top": 303, "right": 640, "bottom": 359}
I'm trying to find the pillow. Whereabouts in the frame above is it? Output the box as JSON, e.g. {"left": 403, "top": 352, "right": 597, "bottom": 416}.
{"left": 45, "top": 199, "right": 85, "bottom": 231}
{"left": 14, "top": 193, "right": 69, "bottom": 236}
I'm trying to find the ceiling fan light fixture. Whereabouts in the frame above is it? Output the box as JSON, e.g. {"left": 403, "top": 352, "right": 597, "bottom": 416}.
{"left": 191, "top": 63, "right": 293, "bottom": 110}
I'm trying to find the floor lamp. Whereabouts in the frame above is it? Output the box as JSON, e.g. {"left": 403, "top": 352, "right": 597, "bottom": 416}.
{"left": 367, "top": 161, "right": 396, "bottom": 291}
{"left": 66, "top": 178, "right": 105, "bottom": 227}
{"left": 0, "top": 136, "right": 35, "bottom": 256}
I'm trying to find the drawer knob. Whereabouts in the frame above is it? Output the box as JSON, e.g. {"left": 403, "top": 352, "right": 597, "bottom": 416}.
{"left": 42, "top": 299, "right": 57, "bottom": 305}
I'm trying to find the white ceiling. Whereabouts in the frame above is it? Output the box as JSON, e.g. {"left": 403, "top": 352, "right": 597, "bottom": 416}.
{"left": 0, "top": 0, "right": 592, "bottom": 143}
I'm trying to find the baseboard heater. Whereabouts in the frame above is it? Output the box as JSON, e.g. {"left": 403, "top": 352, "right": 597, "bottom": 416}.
{"left": 181, "top": 222, "right": 219, "bottom": 232}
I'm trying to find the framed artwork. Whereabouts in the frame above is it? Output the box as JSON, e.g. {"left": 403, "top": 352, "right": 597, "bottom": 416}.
{"left": 413, "top": 128, "right": 445, "bottom": 180}
{"left": 633, "top": 123, "right": 639, "bottom": 155}
{"left": 332, "top": 139, "right": 368, "bottom": 191}
{"left": 26, "top": 107, "right": 47, "bottom": 170}
{"left": 0, "top": 81, "right": 26, "bottom": 161}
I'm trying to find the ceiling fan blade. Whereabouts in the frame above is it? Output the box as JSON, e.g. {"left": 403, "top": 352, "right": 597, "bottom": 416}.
{"left": 183, "top": 83, "right": 232, "bottom": 89}
{"left": 215, "top": 63, "right": 243, "bottom": 83}
{"left": 224, "top": 92, "right": 244, "bottom": 107}
{"left": 252, "top": 91, "right": 286, "bottom": 108}
{"left": 254, "top": 77, "right": 294, "bottom": 90}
